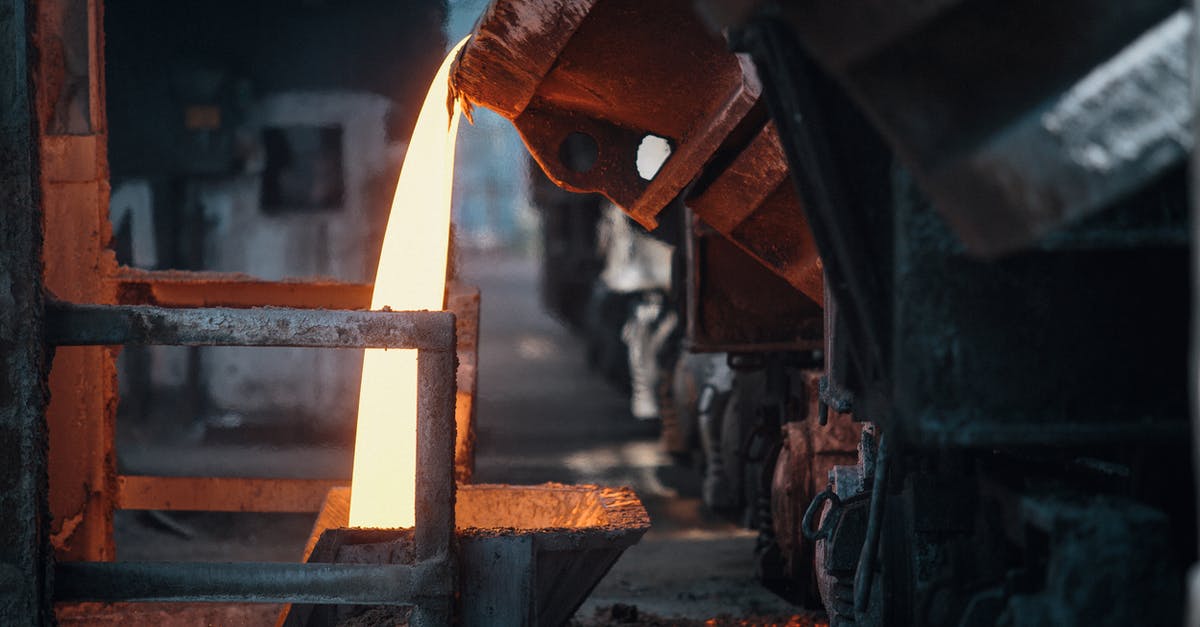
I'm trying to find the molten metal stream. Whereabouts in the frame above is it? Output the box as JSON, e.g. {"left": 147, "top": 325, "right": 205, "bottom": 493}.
{"left": 349, "top": 37, "right": 469, "bottom": 528}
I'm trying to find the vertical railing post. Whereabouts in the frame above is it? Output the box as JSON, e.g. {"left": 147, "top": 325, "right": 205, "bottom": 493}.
{"left": 413, "top": 313, "right": 457, "bottom": 625}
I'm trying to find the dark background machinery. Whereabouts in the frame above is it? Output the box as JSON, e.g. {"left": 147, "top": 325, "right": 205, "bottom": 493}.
{"left": 1, "top": 0, "right": 1193, "bottom": 622}
{"left": 455, "top": 0, "right": 1198, "bottom": 624}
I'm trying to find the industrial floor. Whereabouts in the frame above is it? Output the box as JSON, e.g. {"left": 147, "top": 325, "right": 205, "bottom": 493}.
{"left": 462, "top": 251, "right": 813, "bottom": 625}
{"left": 63, "top": 249, "right": 819, "bottom": 625}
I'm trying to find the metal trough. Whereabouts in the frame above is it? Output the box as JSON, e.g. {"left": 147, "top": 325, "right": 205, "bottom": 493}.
{"left": 284, "top": 484, "right": 650, "bottom": 627}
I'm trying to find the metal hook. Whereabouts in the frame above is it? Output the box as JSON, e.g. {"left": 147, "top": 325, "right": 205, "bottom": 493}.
{"left": 801, "top": 485, "right": 842, "bottom": 541}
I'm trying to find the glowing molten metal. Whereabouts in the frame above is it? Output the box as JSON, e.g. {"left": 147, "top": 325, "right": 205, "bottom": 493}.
{"left": 349, "top": 37, "right": 469, "bottom": 528}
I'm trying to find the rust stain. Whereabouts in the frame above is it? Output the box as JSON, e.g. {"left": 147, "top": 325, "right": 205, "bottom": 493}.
{"left": 50, "top": 511, "right": 83, "bottom": 550}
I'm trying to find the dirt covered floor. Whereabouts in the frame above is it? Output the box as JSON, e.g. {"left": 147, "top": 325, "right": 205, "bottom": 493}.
{"left": 572, "top": 606, "right": 822, "bottom": 627}
{"left": 464, "top": 251, "right": 820, "bottom": 624}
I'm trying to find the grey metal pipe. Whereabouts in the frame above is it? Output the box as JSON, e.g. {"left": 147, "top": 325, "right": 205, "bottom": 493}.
{"left": 854, "top": 434, "right": 888, "bottom": 615}
{"left": 55, "top": 560, "right": 450, "bottom": 604}
{"left": 412, "top": 348, "right": 458, "bottom": 626}
{"left": 415, "top": 349, "right": 458, "bottom": 562}
{"left": 45, "top": 301, "right": 456, "bottom": 351}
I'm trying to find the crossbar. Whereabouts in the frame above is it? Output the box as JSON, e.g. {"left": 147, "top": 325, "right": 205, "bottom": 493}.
{"left": 54, "top": 560, "right": 450, "bottom": 605}
{"left": 45, "top": 302, "right": 455, "bottom": 350}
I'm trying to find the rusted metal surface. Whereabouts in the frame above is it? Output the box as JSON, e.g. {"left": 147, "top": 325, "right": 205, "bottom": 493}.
{"left": 770, "top": 372, "right": 859, "bottom": 591}
{"left": 452, "top": 0, "right": 596, "bottom": 120}
{"left": 456, "top": 0, "right": 749, "bottom": 226}
{"left": 685, "top": 213, "right": 822, "bottom": 353}
{"left": 116, "top": 477, "right": 347, "bottom": 513}
{"left": 687, "top": 124, "right": 823, "bottom": 305}
{"left": 33, "top": 0, "right": 120, "bottom": 565}
{"left": 455, "top": 0, "right": 824, "bottom": 303}
{"left": 108, "top": 269, "right": 375, "bottom": 310}
{"left": 0, "top": 0, "right": 53, "bottom": 620}
{"left": 45, "top": 303, "right": 456, "bottom": 351}
{"left": 56, "top": 602, "right": 283, "bottom": 626}
{"left": 286, "top": 485, "right": 649, "bottom": 626}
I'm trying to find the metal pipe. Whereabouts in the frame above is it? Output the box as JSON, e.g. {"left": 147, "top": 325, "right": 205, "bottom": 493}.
{"left": 415, "top": 348, "right": 457, "bottom": 561}
{"left": 45, "top": 301, "right": 456, "bottom": 351}
{"left": 413, "top": 349, "right": 458, "bottom": 626}
{"left": 55, "top": 560, "right": 450, "bottom": 604}
{"left": 854, "top": 434, "right": 888, "bottom": 615}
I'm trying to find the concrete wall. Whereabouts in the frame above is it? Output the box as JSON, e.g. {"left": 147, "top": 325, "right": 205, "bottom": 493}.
{"left": 116, "top": 90, "right": 405, "bottom": 437}
{"left": 104, "top": 1, "right": 448, "bottom": 442}
{"left": 200, "top": 92, "right": 399, "bottom": 282}
{"left": 196, "top": 92, "right": 399, "bottom": 432}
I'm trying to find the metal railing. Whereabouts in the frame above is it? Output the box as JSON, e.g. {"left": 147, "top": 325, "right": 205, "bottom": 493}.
{"left": 47, "top": 302, "right": 458, "bottom": 626}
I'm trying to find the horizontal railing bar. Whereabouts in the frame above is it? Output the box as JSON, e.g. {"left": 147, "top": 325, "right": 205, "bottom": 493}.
{"left": 55, "top": 560, "right": 449, "bottom": 605}
{"left": 45, "top": 302, "right": 455, "bottom": 350}
{"left": 108, "top": 270, "right": 374, "bottom": 309}
{"left": 116, "top": 476, "right": 347, "bottom": 513}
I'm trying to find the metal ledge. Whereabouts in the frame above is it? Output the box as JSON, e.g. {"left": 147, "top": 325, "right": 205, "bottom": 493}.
{"left": 115, "top": 476, "right": 347, "bottom": 513}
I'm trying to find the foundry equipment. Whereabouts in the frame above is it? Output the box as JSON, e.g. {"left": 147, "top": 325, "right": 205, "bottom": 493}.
{"left": 454, "top": 0, "right": 1197, "bottom": 625}
{"left": 1, "top": 0, "right": 1196, "bottom": 623}
{"left": 0, "top": 1, "right": 652, "bottom": 625}
{"left": 285, "top": 484, "right": 648, "bottom": 626}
